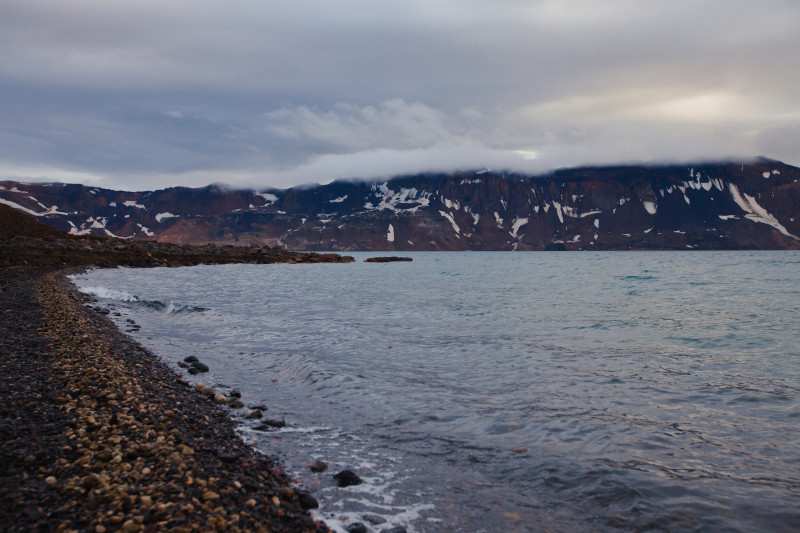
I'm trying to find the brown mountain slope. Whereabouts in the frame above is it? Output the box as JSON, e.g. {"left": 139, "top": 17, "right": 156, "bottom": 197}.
{"left": 0, "top": 203, "right": 70, "bottom": 238}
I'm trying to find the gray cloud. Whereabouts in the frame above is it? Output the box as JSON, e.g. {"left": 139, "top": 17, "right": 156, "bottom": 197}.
{"left": 0, "top": 0, "right": 799, "bottom": 190}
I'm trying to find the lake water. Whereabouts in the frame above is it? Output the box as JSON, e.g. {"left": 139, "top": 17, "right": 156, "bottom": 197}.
{"left": 71, "top": 252, "right": 800, "bottom": 532}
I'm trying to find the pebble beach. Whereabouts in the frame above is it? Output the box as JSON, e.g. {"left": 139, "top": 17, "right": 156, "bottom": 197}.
{"left": 0, "top": 205, "right": 348, "bottom": 533}
{"left": 0, "top": 265, "right": 333, "bottom": 532}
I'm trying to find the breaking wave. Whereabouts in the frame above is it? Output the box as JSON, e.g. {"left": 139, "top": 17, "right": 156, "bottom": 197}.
{"left": 81, "top": 286, "right": 207, "bottom": 314}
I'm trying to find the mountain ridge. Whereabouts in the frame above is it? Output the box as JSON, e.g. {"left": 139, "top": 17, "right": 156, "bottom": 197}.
{"left": 2, "top": 159, "right": 799, "bottom": 250}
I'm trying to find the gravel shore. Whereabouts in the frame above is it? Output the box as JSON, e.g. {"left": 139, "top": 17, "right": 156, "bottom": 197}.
{"left": 0, "top": 266, "right": 332, "bottom": 533}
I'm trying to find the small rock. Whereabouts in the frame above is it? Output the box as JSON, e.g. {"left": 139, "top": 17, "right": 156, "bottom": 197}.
{"left": 213, "top": 393, "right": 228, "bottom": 404}
{"left": 345, "top": 524, "right": 368, "bottom": 533}
{"left": 297, "top": 491, "right": 319, "bottom": 509}
{"left": 513, "top": 447, "right": 528, "bottom": 454}
{"left": 178, "top": 444, "right": 194, "bottom": 456}
{"left": 280, "top": 488, "right": 295, "bottom": 500}
{"left": 308, "top": 460, "right": 328, "bottom": 473}
{"left": 183, "top": 356, "right": 199, "bottom": 363}
{"left": 177, "top": 361, "right": 189, "bottom": 368}
{"left": 230, "top": 390, "right": 242, "bottom": 398}
{"left": 121, "top": 519, "right": 142, "bottom": 533}
{"left": 195, "top": 384, "right": 214, "bottom": 396}
{"left": 249, "top": 404, "right": 267, "bottom": 410}
{"left": 188, "top": 367, "right": 198, "bottom": 375}
{"left": 190, "top": 361, "right": 209, "bottom": 373}
{"left": 380, "top": 527, "right": 407, "bottom": 533}
{"left": 333, "top": 469, "right": 362, "bottom": 487}
{"left": 45, "top": 476, "right": 57, "bottom": 485}
{"left": 81, "top": 473, "right": 101, "bottom": 489}
{"left": 258, "top": 418, "right": 286, "bottom": 429}
{"left": 243, "top": 409, "right": 263, "bottom": 420}
{"left": 202, "top": 490, "right": 220, "bottom": 502}
{"left": 217, "top": 451, "right": 239, "bottom": 463}
{"left": 228, "top": 400, "right": 244, "bottom": 409}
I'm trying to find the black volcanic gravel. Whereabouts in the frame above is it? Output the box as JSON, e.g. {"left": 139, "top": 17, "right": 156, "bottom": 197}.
{"left": 0, "top": 266, "right": 331, "bottom": 533}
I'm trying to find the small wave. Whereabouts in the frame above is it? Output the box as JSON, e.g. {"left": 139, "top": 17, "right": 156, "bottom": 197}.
{"left": 80, "top": 286, "right": 206, "bottom": 314}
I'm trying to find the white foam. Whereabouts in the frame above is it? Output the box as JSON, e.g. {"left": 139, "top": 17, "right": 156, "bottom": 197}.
{"left": 80, "top": 286, "right": 139, "bottom": 302}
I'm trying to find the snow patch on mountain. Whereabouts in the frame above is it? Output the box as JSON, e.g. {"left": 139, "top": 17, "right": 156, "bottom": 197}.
{"left": 366, "top": 183, "right": 431, "bottom": 213}
{"left": 510, "top": 218, "right": 528, "bottom": 239}
{"left": 155, "top": 212, "right": 178, "bottom": 223}
{"left": 255, "top": 192, "right": 278, "bottom": 205}
{"left": 728, "top": 183, "right": 798, "bottom": 239}
{"left": 439, "top": 211, "right": 461, "bottom": 236}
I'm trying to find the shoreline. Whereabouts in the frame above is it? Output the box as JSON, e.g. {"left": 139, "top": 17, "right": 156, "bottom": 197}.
{"left": 0, "top": 265, "right": 331, "bottom": 532}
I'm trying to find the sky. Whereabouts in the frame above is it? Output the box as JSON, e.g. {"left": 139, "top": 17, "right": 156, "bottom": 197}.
{"left": 1, "top": 0, "right": 799, "bottom": 191}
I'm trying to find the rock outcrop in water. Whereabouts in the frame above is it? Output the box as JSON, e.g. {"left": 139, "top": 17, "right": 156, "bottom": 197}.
{"left": 3, "top": 158, "right": 799, "bottom": 250}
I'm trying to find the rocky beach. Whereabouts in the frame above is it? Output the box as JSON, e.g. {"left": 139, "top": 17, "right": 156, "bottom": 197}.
{"left": 0, "top": 205, "right": 353, "bottom": 532}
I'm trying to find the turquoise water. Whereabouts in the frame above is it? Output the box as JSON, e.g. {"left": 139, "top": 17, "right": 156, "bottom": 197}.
{"left": 73, "top": 252, "right": 800, "bottom": 532}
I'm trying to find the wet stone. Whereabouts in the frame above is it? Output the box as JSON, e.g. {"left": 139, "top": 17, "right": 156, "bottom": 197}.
{"left": 243, "top": 409, "right": 263, "bottom": 420}
{"left": 308, "top": 460, "right": 328, "bottom": 473}
{"left": 333, "top": 470, "right": 363, "bottom": 488}
{"left": 190, "top": 361, "right": 209, "bottom": 373}
{"left": 297, "top": 491, "right": 319, "bottom": 510}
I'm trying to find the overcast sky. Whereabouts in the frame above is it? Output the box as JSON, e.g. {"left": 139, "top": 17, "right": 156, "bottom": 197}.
{"left": 1, "top": 0, "right": 799, "bottom": 191}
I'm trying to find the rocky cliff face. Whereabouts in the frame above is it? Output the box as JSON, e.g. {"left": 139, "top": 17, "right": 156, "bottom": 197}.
{"left": 2, "top": 158, "right": 799, "bottom": 250}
